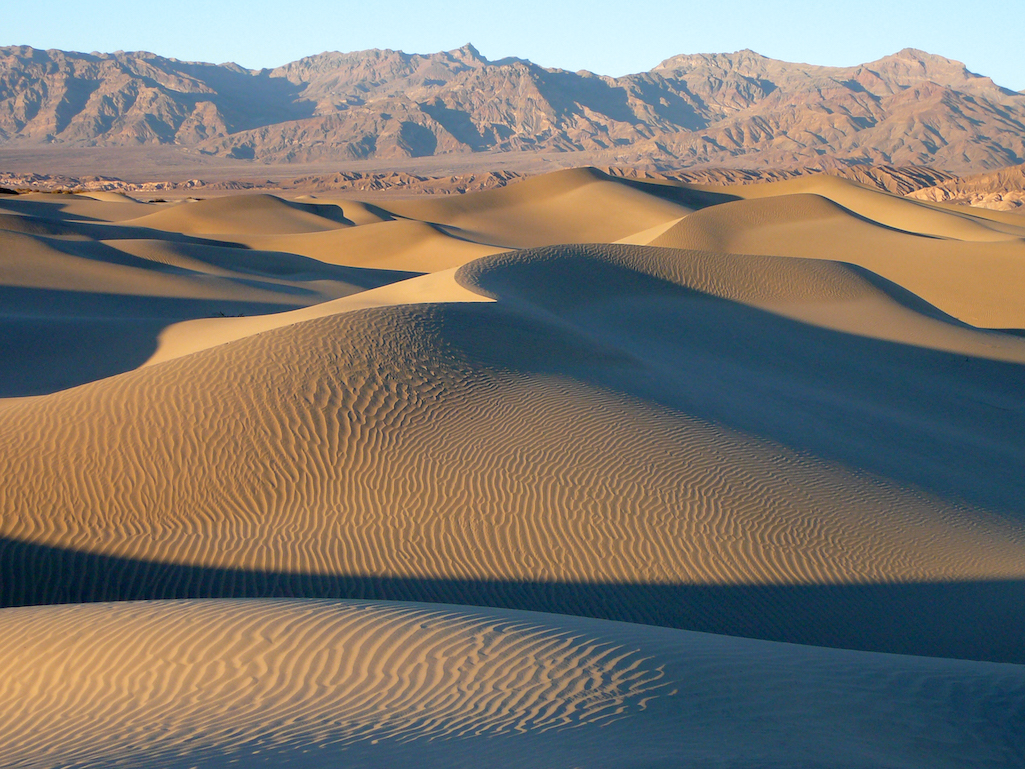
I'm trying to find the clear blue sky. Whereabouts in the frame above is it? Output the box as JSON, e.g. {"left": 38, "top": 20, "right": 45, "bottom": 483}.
{"left": 2, "top": 0, "right": 1021, "bottom": 90}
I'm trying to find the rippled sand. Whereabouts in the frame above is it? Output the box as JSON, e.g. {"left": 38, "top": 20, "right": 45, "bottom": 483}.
{"left": 1, "top": 168, "right": 1024, "bottom": 767}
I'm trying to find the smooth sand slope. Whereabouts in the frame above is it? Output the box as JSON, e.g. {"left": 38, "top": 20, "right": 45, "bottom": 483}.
{"left": 1, "top": 168, "right": 1024, "bottom": 766}
{"left": 123, "top": 194, "right": 354, "bottom": 235}
{"left": 655, "top": 176, "right": 1025, "bottom": 328}
{"left": 381, "top": 167, "right": 710, "bottom": 248}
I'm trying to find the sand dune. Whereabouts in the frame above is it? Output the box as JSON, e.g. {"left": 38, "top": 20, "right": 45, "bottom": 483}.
{"left": 651, "top": 187, "right": 1025, "bottom": 328}
{"left": 241, "top": 218, "right": 506, "bottom": 272}
{"left": 723, "top": 174, "right": 1025, "bottom": 240}
{"left": 0, "top": 195, "right": 416, "bottom": 395}
{"left": 382, "top": 167, "right": 707, "bottom": 247}
{"left": 2, "top": 249, "right": 1024, "bottom": 660}
{"left": 1, "top": 599, "right": 1021, "bottom": 769}
{"left": 76, "top": 190, "right": 140, "bottom": 203}
{"left": 145, "top": 268, "right": 492, "bottom": 365}
{"left": 3, "top": 191, "right": 152, "bottom": 221}
{"left": 1, "top": 168, "right": 1023, "bottom": 766}
{"left": 125, "top": 193, "right": 353, "bottom": 235}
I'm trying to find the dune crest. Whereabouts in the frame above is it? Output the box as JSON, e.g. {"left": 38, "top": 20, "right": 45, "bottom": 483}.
{"left": 1, "top": 167, "right": 1024, "bottom": 766}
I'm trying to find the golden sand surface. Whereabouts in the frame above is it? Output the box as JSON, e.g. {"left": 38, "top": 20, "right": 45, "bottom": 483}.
{"left": 1, "top": 168, "right": 1023, "bottom": 767}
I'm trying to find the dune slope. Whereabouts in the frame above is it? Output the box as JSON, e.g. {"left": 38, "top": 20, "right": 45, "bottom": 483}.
{"left": 2, "top": 241, "right": 1024, "bottom": 662}
{"left": 1, "top": 599, "right": 1022, "bottom": 769}
{"left": 0, "top": 194, "right": 415, "bottom": 395}
{"left": 650, "top": 185, "right": 1025, "bottom": 328}
{"left": 1, "top": 169, "right": 1024, "bottom": 767}
{"left": 381, "top": 167, "right": 714, "bottom": 247}
{"left": 123, "top": 194, "right": 354, "bottom": 235}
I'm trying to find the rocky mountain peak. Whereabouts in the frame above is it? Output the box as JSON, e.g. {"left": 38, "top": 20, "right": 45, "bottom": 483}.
{"left": 0, "top": 45, "right": 1022, "bottom": 172}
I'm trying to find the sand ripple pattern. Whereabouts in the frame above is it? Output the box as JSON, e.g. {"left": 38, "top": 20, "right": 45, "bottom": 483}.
{"left": 0, "top": 599, "right": 668, "bottom": 767}
{"left": 2, "top": 301, "right": 1020, "bottom": 590}
{"left": 1, "top": 244, "right": 1024, "bottom": 661}
{"left": 457, "top": 240, "right": 876, "bottom": 305}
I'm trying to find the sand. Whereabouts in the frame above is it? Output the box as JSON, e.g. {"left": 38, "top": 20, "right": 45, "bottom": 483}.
{"left": 0, "top": 168, "right": 1023, "bottom": 767}
{"left": 2, "top": 599, "right": 1022, "bottom": 768}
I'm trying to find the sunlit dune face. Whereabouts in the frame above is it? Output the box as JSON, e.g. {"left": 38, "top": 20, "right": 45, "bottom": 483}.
{"left": 1, "top": 168, "right": 1024, "bottom": 767}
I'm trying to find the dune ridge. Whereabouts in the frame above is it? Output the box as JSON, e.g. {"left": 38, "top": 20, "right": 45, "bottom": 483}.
{"left": 1, "top": 167, "right": 1023, "bottom": 766}
{"left": 649, "top": 181, "right": 1025, "bottom": 328}
{"left": 3, "top": 247, "right": 1025, "bottom": 666}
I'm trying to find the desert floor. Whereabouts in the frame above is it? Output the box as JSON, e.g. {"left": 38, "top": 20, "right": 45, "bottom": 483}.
{"left": 1, "top": 168, "right": 1024, "bottom": 767}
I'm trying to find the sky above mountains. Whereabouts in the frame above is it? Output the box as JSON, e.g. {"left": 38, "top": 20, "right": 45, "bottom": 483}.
{"left": 1, "top": 0, "right": 1020, "bottom": 91}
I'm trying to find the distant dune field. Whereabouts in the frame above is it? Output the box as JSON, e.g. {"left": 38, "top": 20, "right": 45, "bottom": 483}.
{"left": 1, "top": 168, "right": 1023, "bottom": 767}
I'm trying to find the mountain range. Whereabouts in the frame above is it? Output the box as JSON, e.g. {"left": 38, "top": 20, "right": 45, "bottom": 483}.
{"left": 1, "top": 44, "right": 1024, "bottom": 172}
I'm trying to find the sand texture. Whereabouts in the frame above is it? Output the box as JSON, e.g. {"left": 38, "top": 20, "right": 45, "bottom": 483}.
{"left": 1, "top": 168, "right": 1023, "bottom": 767}
{"left": 2, "top": 599, "right": 1023, "bottom": 769}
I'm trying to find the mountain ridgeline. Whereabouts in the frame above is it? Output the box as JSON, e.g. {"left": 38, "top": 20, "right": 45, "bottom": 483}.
{"left": 1, "top": 44, "right": 1023, "bottom": 172}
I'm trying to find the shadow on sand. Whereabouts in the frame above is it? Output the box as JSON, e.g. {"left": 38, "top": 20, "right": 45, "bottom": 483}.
{"left": 452, "top": 249, "right": 1025, "bottom": 518}
{"left": 2, "top": 536, "right": 1023, "bottom": 664}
